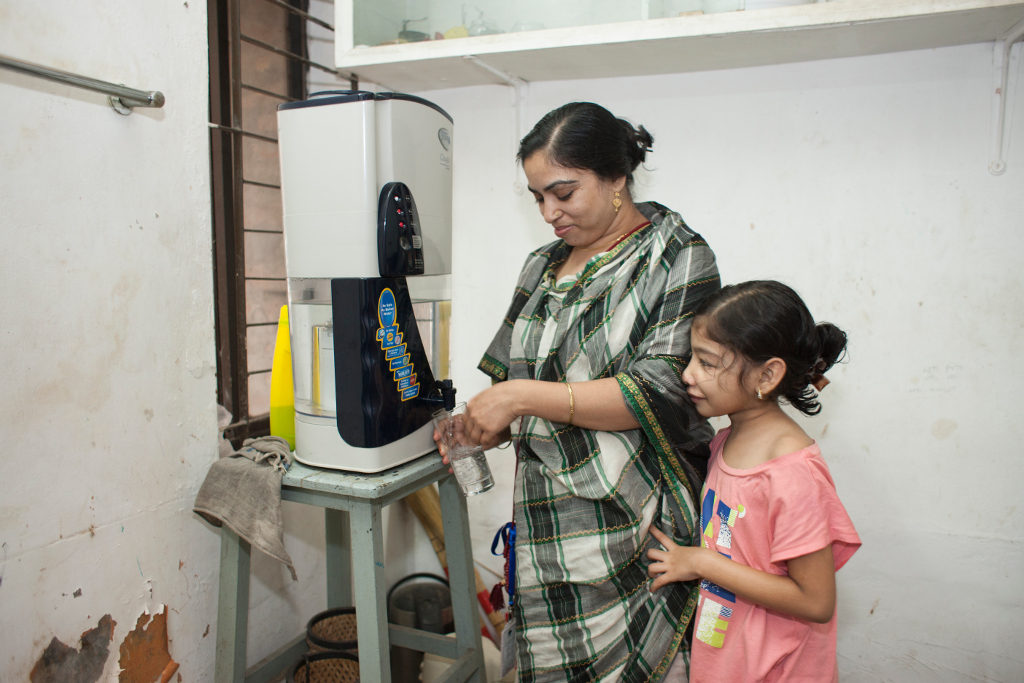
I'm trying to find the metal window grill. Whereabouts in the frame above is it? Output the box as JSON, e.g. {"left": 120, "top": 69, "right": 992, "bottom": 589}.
{"left": 208, "top": 0, "right": 352, "bottom": 444}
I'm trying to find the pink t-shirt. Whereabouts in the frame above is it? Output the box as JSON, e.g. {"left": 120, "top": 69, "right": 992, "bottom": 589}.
{"left": 689, "top": 428, "right": 861, "bottom": 682}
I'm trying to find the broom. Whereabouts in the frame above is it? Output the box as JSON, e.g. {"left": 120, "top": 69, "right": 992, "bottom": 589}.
{"left": 405, "top": 485, "right": 505, "bottom": 642}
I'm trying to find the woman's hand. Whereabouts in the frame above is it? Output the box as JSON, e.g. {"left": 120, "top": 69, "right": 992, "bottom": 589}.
{"left": 647, "top": 526, "right": 706, "bottom": 591}
{"left": 464, "top": 380, "right": 524, "bottom": 449}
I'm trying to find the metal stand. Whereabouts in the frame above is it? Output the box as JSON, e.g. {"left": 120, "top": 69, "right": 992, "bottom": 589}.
{"left": 214, "top": 453, "right": 485, "bottom": 682}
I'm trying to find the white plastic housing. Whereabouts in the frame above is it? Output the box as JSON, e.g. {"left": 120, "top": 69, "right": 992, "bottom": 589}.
{"left": 277, "top": 92, "right": 453, "bottom": 279}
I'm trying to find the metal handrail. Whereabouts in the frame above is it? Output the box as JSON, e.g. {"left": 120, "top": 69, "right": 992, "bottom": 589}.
{"left": 0, "top": 53, "right": 164, "bottom": 114}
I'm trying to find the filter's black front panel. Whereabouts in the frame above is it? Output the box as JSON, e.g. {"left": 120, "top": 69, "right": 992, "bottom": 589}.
{"left": 330, "top": 277, "right": 437, "bottom": 448}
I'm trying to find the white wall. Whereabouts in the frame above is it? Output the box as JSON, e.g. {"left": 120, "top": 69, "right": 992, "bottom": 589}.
{"left": 0, "top": 1, "right": 326, "bottom": 679}
{"left": 422, "top": 41, "right": 1024, "bottom": 681}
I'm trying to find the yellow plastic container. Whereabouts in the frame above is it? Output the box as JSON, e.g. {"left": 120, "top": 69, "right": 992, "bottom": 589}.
{"left": 269, "top": 304, "right": 296, "bottom": 450}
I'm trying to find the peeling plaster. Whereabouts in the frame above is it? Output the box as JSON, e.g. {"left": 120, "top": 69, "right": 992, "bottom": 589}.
{"left": 30, "top": 614, "right": 114, "bottom": 683}
{"left": 118, "top": 605, "right": 179, "bottom": 683}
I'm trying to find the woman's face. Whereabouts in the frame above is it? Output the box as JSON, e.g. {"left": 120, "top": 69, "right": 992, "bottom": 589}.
{"left": 523, "top": 150, "right": 626, "bottom": 249}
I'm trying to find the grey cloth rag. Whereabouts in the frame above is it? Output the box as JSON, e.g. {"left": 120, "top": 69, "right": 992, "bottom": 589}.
{"left": 194, "top": 435, "right": 297, "bottom": 580}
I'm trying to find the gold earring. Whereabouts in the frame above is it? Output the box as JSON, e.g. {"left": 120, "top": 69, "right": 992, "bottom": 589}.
{"left": 612, "top": 191, "right": 622, "bottom": 214}
{"left": 756, "top": 388, "right": 763, "bottom": 400}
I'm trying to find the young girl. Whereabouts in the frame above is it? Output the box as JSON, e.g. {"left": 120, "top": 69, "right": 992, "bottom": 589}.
{"left": 648, "top": 280, "right": 861, "bottom": 682}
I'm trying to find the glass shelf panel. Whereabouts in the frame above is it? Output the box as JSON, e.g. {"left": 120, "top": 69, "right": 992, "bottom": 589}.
{"left": 351, "top": 0, "right": 749, "bottom": 48}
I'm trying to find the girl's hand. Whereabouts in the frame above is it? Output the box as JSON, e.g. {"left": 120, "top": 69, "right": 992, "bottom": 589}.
{"left": 647, "top": 526, "right": 706, "bottom": 591}
{"left": 649, "top": 524, "right": 840, "bottom": 622}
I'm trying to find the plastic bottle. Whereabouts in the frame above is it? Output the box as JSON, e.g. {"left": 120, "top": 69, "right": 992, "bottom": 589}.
{"left": 269, "top": 304, "right": 296, "bottom": 450}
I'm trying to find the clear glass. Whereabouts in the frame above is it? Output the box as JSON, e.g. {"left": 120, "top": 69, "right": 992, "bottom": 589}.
{"left": 432, "top": 402, "right": 495, "bottom": 496}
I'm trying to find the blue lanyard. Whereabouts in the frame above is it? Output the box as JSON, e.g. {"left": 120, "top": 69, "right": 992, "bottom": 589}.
{"left": 491, "top": 521, "right": 517, "bottom": 610}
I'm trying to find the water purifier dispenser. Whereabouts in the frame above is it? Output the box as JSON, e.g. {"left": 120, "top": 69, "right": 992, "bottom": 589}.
{"left": 277, "top": 90, "right": 453, "bottom": 472}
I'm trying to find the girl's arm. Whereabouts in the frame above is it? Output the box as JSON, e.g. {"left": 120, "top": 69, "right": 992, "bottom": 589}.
{"left": 463, "top": 377, "right": 640, "bottom": 449}
{"left": 648, "top": 526, "right": 837, "bottom": 624}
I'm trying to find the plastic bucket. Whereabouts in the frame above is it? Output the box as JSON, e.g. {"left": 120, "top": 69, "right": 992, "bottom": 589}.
{"left": 388, "top": 573, "right": 453, "bottom": 680}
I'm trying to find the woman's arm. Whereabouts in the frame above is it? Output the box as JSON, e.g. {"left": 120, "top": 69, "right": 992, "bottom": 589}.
{"left": 464, "top": 377, "right": 639, "bottom": 449}
{"left": 648, "top": 527, "right": 836, "bottom": 624}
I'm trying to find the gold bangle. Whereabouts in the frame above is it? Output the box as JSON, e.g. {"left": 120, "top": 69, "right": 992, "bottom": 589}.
{"left": 566, "top": 382, "right": 575, "bottom": 425}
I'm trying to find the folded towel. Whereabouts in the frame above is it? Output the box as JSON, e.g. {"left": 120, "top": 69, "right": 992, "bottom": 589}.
{"left": 194, "top": 435, "right": 297, "bottom": 580}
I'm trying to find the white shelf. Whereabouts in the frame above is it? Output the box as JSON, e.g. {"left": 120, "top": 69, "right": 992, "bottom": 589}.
{"left": 335, "top": 0, "right": 1024, "bottom": 91}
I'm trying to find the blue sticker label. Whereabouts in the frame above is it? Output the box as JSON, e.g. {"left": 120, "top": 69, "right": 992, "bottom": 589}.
{"left": 377, "top": 288, "right": 420, "bottom": 402}
{"left": 378, "top": 289, "right": 397, "bottom": 328}
{"left": 377, "top": 325, "right": 399, "bottom": 347}
{"left": 385, "top": 344, "right": 408, "bottom": 360}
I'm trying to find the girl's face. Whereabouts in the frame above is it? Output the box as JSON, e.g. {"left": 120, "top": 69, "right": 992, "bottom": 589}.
{"left": 683, "top": 321, "right": 757, "bottom": 419}
{"left": 523, "top": 150, "right": 625, "bottom": 250}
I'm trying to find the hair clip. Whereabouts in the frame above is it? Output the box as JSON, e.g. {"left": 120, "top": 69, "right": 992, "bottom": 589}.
{"left": 810, "top": 358, "right": 829, "bottom": 391}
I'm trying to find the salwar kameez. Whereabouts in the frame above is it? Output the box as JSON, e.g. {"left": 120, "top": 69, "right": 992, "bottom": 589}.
{"left": 480, "top": 202, "right": 721, "bottom": 682}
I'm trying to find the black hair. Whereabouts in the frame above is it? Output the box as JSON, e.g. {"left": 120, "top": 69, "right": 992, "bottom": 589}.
{"left": 516, "top": 102, "right": 653, "bottom": 186}
{"left": 694, "top": 280, "right": 848, "bottom": 416}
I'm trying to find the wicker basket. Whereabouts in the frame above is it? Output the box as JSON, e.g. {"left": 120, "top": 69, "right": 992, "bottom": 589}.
{"left": 288, "top": 651, "right": 359, "bottom": 683}
{"left": 306, "top": 607, "right": 358, "bottom": 653}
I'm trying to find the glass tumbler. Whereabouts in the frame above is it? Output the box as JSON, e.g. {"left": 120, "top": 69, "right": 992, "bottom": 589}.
{"left": 432, "top": 402, "right": 494, "bottom": 496}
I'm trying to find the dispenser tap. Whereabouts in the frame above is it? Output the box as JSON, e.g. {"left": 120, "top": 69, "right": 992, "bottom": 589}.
{"left": 439, "top": 379, "right": 457, "bottom": 411}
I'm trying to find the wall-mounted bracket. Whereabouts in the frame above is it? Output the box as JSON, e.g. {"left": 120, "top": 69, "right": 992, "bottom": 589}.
{"left": 463, "top": 55, "right": 530, "bottom": 194}
{"left": 989, "top": 17, "right": 1024, "bottom": 175}
{"left": 463, "top": 55, "right": 529, "bottom": 129}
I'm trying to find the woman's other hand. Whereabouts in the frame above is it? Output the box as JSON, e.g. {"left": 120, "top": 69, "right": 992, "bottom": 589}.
{"left": 432, "top": 425, "right": 451, "bottom": 466}
{"left": 647, "top": 526, "right": 705, "bottom": 591}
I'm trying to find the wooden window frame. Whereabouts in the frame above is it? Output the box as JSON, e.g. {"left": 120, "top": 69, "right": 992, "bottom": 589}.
{"left": 208, "top": 0, "right": 311, "bottom": 445}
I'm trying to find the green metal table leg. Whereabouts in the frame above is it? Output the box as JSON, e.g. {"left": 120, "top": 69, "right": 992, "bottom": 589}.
{"left": 325, "top": 507, "right": 352, "bottom": 608}
{"left": 216, "top": 527, "right": 251, "bottom": 683}
{"left": 349, "top": 502, "right": 391, "bottom": 680}
{"left": 438, "top": 476, "right": 486, "bottom": 682}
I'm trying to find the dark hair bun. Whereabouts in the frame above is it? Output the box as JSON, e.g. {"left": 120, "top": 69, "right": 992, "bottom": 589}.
{"left": 518, "top": 102, "right": 654, "bottom": 185}
{"left": 622, "top": 120, "right": 653, "bottom": 172}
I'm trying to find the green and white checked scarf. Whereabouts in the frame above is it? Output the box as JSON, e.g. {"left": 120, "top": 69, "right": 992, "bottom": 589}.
{"left": 479, "top": 203, "right": 721, "bottom": 682}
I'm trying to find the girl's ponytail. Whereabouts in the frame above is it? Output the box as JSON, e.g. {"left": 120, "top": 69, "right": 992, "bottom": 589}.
{"left": 815, "top": 323, "right": 848, "bottom": 375}
{"left": 789, "top": 322, "right": 848, "bottom": 415}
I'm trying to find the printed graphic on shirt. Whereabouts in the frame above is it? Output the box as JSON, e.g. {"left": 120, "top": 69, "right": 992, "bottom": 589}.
{"left": 695, "top": 487, "right": 744, "bottom": 648}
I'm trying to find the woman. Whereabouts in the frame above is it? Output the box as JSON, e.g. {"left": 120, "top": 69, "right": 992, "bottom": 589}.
{"left": 453, "top": 102, "right": 721, "bottom": 681}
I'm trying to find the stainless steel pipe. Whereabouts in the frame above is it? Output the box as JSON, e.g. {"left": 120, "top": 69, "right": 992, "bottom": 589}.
{"left": 0, "top": 53, "right": 165, "bottom": 113}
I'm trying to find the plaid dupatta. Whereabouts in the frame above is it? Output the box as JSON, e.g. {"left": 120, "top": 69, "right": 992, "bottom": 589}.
{"left": 479, "top": 203, "right": 720, "bottom": 682}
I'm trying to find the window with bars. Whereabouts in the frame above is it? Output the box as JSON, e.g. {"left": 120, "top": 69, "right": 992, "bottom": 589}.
{"left": 208, "top": 0, "right": 346, "bottom": 444}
